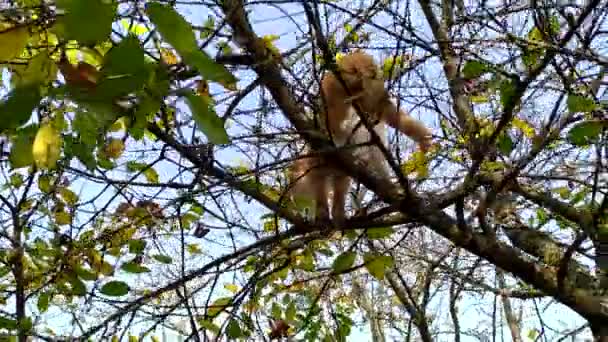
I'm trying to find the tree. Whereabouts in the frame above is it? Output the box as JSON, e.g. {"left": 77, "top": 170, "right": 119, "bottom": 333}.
{"left": 0, "top": 0, "right": 606, "bottom": 341}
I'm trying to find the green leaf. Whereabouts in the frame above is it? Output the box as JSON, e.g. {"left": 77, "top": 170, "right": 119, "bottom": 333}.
{"left": 121, "top": 262, "right": 151, "bottom": 274}
{"left": 554, "top": 186, "right": 570, "bottom": 200}
{"left": 536, "top": 208, "right": 548, "bottom": 225}
{"left": 143, "top": 167, "right": 159, "bottom": 183}
{"left": 363, "top": 253, "right": 394, "bottom": 281}
{"left": 97, "top": 155, "right": 118, "bottom": 169}
{"left": 37, "top": 292, "right": 50, "bottom": 313}
{"left": 570, "top": 189, "right": 588, "bottom": 205}
{"left": 9, "top": 125, "right": 37, "bottom": 168}
{"left": 98, "top": 35, "right": 148, "bottom": 96}
{"left": 208, "top": 297, "right": 231, "bottom": 317}
{"left": 152, "top": 254, "right": 172, "bottom": 264}
{"left": 198, "top": 319, "right": 221, "bottom": 333}
{"left": 522, "top": 49, "right": 541, "bottom": 69}
{"left": 0, "top": 26, "right": 29, "bottom": 62}
{"left": 145, "top": 2, "right": 194, "bottom": 52}
{"left": 126, "top": 161, "right": 148, "bottom": 172}
{"left": 66, "top": 95, "right": 121, "bottom": 130}
{"left": 568, "top": 120, "right": 605, "bottom": 146}
{"left": 96, "top": 74, "right": 149, "bottom": 100}
{"left": 271, "top": 302, "right": 282, "bottom": 319}
{"left": 59, "top": 187, "right": 79, "bottom": 206}
{"left": 0, "top": 84, "right": 42, "bottom": 132}
{"left": 332, "top": 251, "right": 356, "bottom": 274}
{"left": 462, "top": 60, "right": 488, "bottom": 79}
{"left": 0, "top": 316, "right": 17, "bottom": 330}
{"left": 183, "top": 52, "right": 238, "bottom": 90}
{"left": 499, "top": 79, "right": 517, "bottom": 109}
{"left": 100, "top": 280, "right": 130, "bottom": 297}
{"left": 72, "top": 112, "right": 102, "bottom": 145}
{"left": 57, "top": 0, "right": 116, "bottom": 45}
{"left": 548, "top": 15, "right": 560, "bottom": 36}
{"left": 38, "top": 175, "right": 52, "bottom": 193}
{"left": 131, "top": 96, "right": 158, "bottom": 140}
{"left": 567, "top": 94, "right": 597, "bottom": 113}
{"left": 226, "top": 319, "right": 243, "bottom": 339}
{"left": 67, "top": 137, "right": 97, "bottom": 170}
{"left": 67, "top": 274, "right": 87, "bottom": 296}
{"left": 15, "top": 51, "right": 58, "bottom": 86}
{"left": 183, "top": 91, "right": 230, "bottom": 144}
{"left": 145, "top": 2, "right": 237, "bottom": 88}
{"left": 365, "top": 227, "right": 395, "bottom": 239}
{"left": 497, "top": 133, "right": 514, "bottom": 155}
{"left": 9, "top": 174, "right": 23, "bottom": 187}
{"left": 145, "top": 62, "right": 171, "bottom": 99}
{"left": 285, "top": 301, "right": 297, "bottom": 322}
{"left": 128, "top": 239, "right": 146, "bottom": 254}
{"left": 74, "top": 264, "right": 97, "bottom": 281}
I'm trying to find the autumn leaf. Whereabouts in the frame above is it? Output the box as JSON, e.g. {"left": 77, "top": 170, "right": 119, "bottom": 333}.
{"left": 103, "top": 138, "right": 125, "bottom": 159}
{"left": 32, "top": 124, "right": 62, "bottom": 170}
{"left": 160, "top": 47, "right": 179, "bottom": 65}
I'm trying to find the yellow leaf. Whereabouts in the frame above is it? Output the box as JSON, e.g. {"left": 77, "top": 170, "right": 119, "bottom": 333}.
{"left": 110, "top": 117, "right": 129, "bottom": 132}
{"left": 264, "top": 38, "right": 280, "bottom": 57}
{"left": 187, "top": 243, "right": 202, "bottom": 254}
{"left": 119, "top": 19, "right": 149, "bottom": 36}
{"left": 59, "top": 187, "right": 79, "bottom": 206}
{"left": 43, "top": 30, "right": 59, "bottom": 48}
{"left": 224, "top": 283, "right": 239, "bottom": 293}
{"left": 401, "top": 150, "right": 429, "bottom": 179}
{"left": 54, "top": 211, "right": 72, "bottom": 225}
{"left": 0, "top": 26, "right": 29, "bottom": 61}
{"left": 103, "top": 138, "right": 124, "bottom": 159}
{"left": 65, "top": 48, "right": 79, "bottom": 65}
{"left": 382, "top": 55, "right": 409, "bottom": 79}
{"left": 32, "top": 124, "right": 62, "bottom": 170}
{"left": 86, "top": 250, "right": 114, "bottom": 276}
{"left": 512, "top": 118, "right": 535, "bottom": 138}
{"left": 80, "top": 48, "right": 103, "bottom": 68}
{"left": 262, "top": 34, "right": 279, "bottom": 44}
{"left": 243, "top": 301, "right": 258, "bottom": 313}
{"left": 160, "top": 47, "right": 178, "bottom": 65}
{"left": 335, "top": 52, "right": 345, "bottom": 63}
